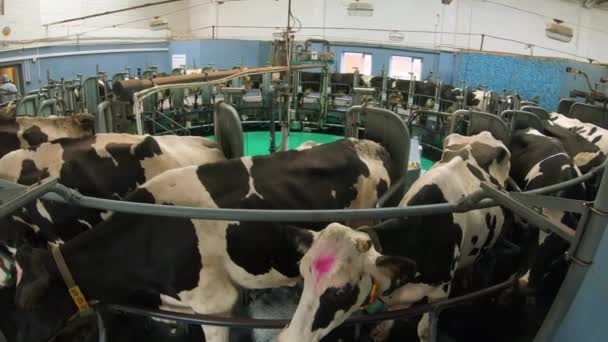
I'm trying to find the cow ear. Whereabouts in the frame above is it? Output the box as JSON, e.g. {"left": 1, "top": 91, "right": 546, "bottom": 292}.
{"left": 372, "top": 255, "right": 417, "bottom": 296}
{"left": 15, "top": 245, "right": 52, "bottom": 309}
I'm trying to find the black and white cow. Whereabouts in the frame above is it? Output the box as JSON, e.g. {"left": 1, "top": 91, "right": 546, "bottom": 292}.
{"left": 280, "top": 131, "right": 511, "bottom": 342}
{"left": 12, "top": 138, "right": 394, "bottom": 342}
{"left": 542, "top": 121, "right": 606, "bottom": 174}
{"left": 0, "top": 133, "right": 226, "bottom": 288}
{"left": 0, "top": 114, "right": 95, "bottom": 159}
{"left": 548, "top": 112, "right": 608, "bottom": 155}
{"left": 509, "top": 128, "right": 587, "bottom": 313}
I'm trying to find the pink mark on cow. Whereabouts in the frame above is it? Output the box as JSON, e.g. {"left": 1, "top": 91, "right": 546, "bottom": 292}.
{"left": 312, "top": 251, "right": 336, "bottom": 290}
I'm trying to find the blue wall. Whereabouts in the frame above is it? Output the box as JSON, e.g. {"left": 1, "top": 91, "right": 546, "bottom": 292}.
{"left": 0, "top": 43, "right": 170, "bottom": 93}
{"left": 454, "top": 52, "right": 608, "bottom": 111}
{"left": 1, "top": 39, "right": 606, "bottom": 109}
{"left": 168, "top": 40, "right": 271, "bottom": 69}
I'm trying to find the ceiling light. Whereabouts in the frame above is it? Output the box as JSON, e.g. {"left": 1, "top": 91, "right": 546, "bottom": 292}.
{"left": 347, "top": 1, "right": 373, "bottom": 17}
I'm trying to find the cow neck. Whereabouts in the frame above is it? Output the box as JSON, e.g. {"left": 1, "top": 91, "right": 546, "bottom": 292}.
{"left": 50, "top": 244, "right": 91, "bottom": 314}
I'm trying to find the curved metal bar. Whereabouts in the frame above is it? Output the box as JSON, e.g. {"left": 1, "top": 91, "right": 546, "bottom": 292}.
{"left": 0, "top": 160, "right": 604, "bottom": 223}
{"left": 102, "top": 275, "right": 516, "bottom": 329}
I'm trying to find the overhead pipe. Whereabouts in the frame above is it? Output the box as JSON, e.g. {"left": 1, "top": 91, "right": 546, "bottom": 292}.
{"left": 113, "top": 69, "right": 243, "bottom": 101}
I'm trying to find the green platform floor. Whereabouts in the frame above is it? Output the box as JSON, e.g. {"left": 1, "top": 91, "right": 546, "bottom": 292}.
{"left": 206, "top": 131, "right": 435, "bottom": 171}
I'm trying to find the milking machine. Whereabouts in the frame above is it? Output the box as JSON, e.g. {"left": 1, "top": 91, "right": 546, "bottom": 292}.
{"left": 560, "top": 67, "right": 608, "bottom": 127}
{"left": 82, "top": 70, "right": 109, "bottom": 115}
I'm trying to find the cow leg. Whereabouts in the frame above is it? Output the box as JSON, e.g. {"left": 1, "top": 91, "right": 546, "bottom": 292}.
{"left": 181, "top": 267, "right": 239, "bottom": 342}
{"left": 416, "top": 283, "right": 451, "bottom": 342}
{"left": 417, "top": 313, "right": 430, "bottom": 341}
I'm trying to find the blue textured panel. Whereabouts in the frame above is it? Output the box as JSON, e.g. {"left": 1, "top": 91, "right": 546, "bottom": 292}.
{"left": 456, "top": 52, "right": 568, "bottom": 111}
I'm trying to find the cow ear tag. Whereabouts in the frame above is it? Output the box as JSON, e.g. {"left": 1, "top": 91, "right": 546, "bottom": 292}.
{"left": 68, "top": 286, "right": 92, "bottom": 315}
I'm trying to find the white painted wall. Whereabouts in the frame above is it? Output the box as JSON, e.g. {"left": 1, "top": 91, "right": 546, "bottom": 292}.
{"left": 184, "top": 0, "right": 608, "bottom": 62}
{"left": 0, "top": 0, "right": 193, "bottom": 48}
{"left": 1, "top": 0, "right": 607, "bottom": 62}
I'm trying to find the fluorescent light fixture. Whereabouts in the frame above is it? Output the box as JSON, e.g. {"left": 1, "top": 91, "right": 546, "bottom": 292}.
{"left": 149, "top": 17, "right": 169, "bottom": 31}
{"left": 348, "top": 1, "right": 373, "bottom": 17}
{"left": 388, "top": 31, "right": 404, "bottom": 42}
{"left": 545, "top": 20, "right": 573, "bottom": 42}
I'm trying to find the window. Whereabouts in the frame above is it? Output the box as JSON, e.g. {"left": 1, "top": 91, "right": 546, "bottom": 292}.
{"left": 340, "top": 52, "right": 372, "bottom": 75}
{"left": 389, "top": 56, "right": 423, "bottom": 80}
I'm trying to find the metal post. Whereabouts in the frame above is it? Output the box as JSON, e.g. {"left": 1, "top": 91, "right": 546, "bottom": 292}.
{"left": 408, "top": 73, "right": 416, "bottom": 109}
{"left": 480, "top": 34, "right": 485, "bottom": 51}
{"left": 269, "top": 90, "right": 277, "bottom": 154}
{"left": 434, "top": 80, "right": 442, "bottom": 111}
{"left": 319, "top": 65, "right": 330, "bottom": 128}
{"left": 344, "top": 105, "right": 362, "bottom": 139}
{"left": 535, "top": 165, "right": 608, "bottom": 341}
{"left": 428, "top": 309, "right": 440, "bottom": 342}
{"left": 279, "top": 93, "right": 290, "bottom": 152}
{"left": 381, "top": 67, "right": 388, "bottom": 109}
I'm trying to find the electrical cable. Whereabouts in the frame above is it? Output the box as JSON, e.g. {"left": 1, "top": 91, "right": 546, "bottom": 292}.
{"left": 484, "top": 0, "right": 608, "bottom": 35}
{"left": 75, "top": 0, "right": 213, "bottom": 37}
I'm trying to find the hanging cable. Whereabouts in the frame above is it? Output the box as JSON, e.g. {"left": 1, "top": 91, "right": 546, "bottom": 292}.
{"left": 75, "top": 0, "right": 212, "bottom": 38}
{"left": 484, "top": 0, "right": 608, "bottom": 35}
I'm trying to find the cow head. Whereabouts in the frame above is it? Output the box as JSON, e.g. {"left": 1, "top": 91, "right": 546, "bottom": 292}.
{"left": 543, "top": 121, "right": 605, "bottom": 173}
{"left": 0, "top": 216, "right": 47, "bottom": 289}
{"left": 278, "top": 223, "right": 416, "bottom": 342}
{"left": 442, "top": 132, "right": 511, "bottom": 187}
{"left": 14, "top": 245, "right": 75, "bottom": 342}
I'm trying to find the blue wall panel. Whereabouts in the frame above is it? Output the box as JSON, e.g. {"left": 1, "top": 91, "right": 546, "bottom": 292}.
{"left": 438, "top": 52, "right": 456, "bottom": 85}
{"left": 455, "top": 52, "right": 568, "bottom": 111}
{"left": 0, "top": 43, "right": 170, "bottom": 93}
{"left": 168, "top": 40, "right": 270, "bottom": 69}
{"left": 455, "top": 52, "right": 607, "bottom": 111}
{"left": 1, "top": 39, "right": 605, "bottom": 108}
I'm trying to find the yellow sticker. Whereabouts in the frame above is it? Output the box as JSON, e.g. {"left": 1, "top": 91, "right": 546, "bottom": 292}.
{"left": 68, "top": 286, "right": 90, "bottom": 312}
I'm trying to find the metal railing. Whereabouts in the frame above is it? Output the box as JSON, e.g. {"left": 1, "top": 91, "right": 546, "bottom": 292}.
{"left": 1, "top": 158, "right": 605, "bottom": 342}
